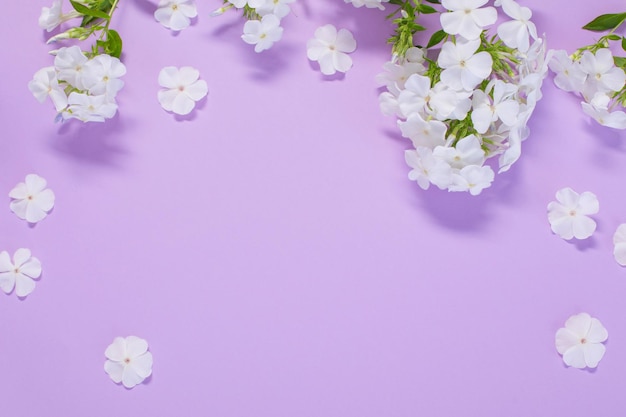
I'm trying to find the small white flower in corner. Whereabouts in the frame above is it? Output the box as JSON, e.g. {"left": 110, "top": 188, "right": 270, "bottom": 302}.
{"left": 242, "top": 14, "right": 284, "bottom": 53}
{"left": 307, "top": 24, "right": 357, "bottom": 76}
{"left": 0, "top": 249, "right": 42, "bottom": 298}
{"left": 547, "top": 187, "right": 598, "bottom": 240}
{"left": 613, "top": 224, "right": 626, "bottom": 266}
{"left": 154, "top": 0, "right": 198, "bottom": 31}
{"left": 157, "top": 66, "right": 208, "bottom": 116}
{"left": 9, "top": 174, "right": 55, "bottom": 224}
{"left": 555, "top": 312, "right": 608, "bottom": 369}
{"left": 104, "top": 336, "right": 153, "bottom": 389}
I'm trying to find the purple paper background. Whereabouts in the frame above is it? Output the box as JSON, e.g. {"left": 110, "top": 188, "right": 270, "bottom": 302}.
{"left": 2, "top": 0, "right": 626, "bottom": 415}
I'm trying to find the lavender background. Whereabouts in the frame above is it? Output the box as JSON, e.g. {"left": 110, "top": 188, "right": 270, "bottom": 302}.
{"left": 2, "top": 0, "right": 626, "bottom": 415}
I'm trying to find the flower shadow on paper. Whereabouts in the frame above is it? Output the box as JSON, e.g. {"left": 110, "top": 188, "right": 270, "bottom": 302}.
{"left": 49, "top": 115, "right": 131, "bottom": 167}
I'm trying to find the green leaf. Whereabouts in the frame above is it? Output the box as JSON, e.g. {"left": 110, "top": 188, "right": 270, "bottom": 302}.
{"left": 70, "top": 0, "right": 110, "bottom": 20}
{"left": 424, "top": 0, "right": 441, "bottom": 3}
{"left": 104, "top": 29, "right": 122, "bottom": 58}
{"left": 417, "top": 3, "right": 437, "bottom": 14}
{"left": 582, "top": 12, "right": 626, "bottom": 32}
{"left": 426, "top": 29, "right": 447, "bottom": 48}
{"left": 615, "top": 56, "right": 626, "bottom": 67}
{"left": 607, "top": 34, "right": 622, "bottom": 41}
{"left": 622, "top": 36, "right": 626, "bottom": 51}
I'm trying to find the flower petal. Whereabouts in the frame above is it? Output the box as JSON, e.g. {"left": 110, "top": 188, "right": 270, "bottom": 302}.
{"left": 565, "top": 312, "right": 592, "bottom": 338}
{"left": 9, "top": 182, "right": 28, "bottom": 199}
{"left": 19, "top": 257, "right": 42, "bottom": 279}
{"left": 177, "top": 67, "right": 200, "bottom": 86}
{"left": 121, "top": 366, "right": 144, "bottom": 388}
{"left": 158, "top": 67, "right": 180, "bottom": 89}
{"left": 171, "top": 93, "right": 196, "bottom": 115}
{"left": 34, "top": 189, "right": 55, "bottom": 212}
{"left": 25, "top": 202, "right": 48, "bottom": 224}
{"left": 587, "top": 318, "right": 608, "bottom": 343}
{"left": 555, "top": 328, "right": 579, "bottom": 354}
{"left": 158, "top": 89, "right": 179, "bottom": 112}
{"left": 14, "top": 275, "right": 36, "bottom": 297}
{"left": 562, "top": 345, "right": 587, "bottom": 369}
{"left": 130, "top": 352, "right": 153, "bottom": 378}
{"left": 13, "top": 248, "right": 32, "bottom": 267}
{"left": 125, "top": 336, "right": 149, "bottom": 358}
{"left": 582, "top": 342, "right": 606, "bottom": 368}
{"left": 185, "top": 80, "right": 208, "bottom": 101}
{"left": 0, "top": 272, "right": 16, "bottom": 294}
{"left": 25, "top": 174, "right": 47, "bottom": 194}
{"left": 105, "top": 337, "right": 127, "bottom": 361}
{"left": 104, "top": 359, "right": 124, "bottom": 383}
{"left": 9, "top": 199, "right": 29, "bottom": 220}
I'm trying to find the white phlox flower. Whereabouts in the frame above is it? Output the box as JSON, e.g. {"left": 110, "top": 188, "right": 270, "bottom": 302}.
{"left": 438, "top": 39, "right": 493, "bottom": 91}
{"left": 496, "top": 0, "right": 537, "bottom": 53}
{"left": 433, "top": 135, "right": 485, "bottom": 169}
{"left": 613, "top": 224, "right": 626, "bottom": 266}
{"left": 428, "top": 84, "right": 472, "bottom": 121}
{"left": 345, "top": 0, "right": 389, "bottom": 10}
{"left": 28, "top": 67, "right": 68, "bottom": 112}
{"left": 157, "top": 66, "right": 208, "bottom": 115}
{"left": 242, "top": 14, "right": 284, "bottom": 53}
{"left": 449, "top": 164, "right": 494, "bottom": 195}
{"left": 0, "top": 249, "right": 42, "bottom": 298}
{"left": 155, "top": 0, "right": 197, "bottom": 31}
{"left": 548, "top": 50, "right": 586, "bottom": 93}
{"left": 104, "top": 336, "right": 153, "bottom": 389}
{"left": 440, "top": 0, "right": 497, "bottom": 40}
{"left": 397, "top": 73, "right": 432, "bottom": 117}
{"left": 547, "top": 187, "right": 599, "bottom": 240}
{"left": 471, "top": 80, "right": 520, "bottom": 133}
{"left": 82, "top": 54, "right": 126, "bottom": 99}
{"left": 378, "top": 91, "right": 401, "bottom": 117}
{"left": 64, "top": 92, "right": 118, "bottom": 122}
{"left": 579, "top": 49, "right": 626, "bottom": 96}
{"left": 54, "top": 46, "right": 89, "bottom": 90}
{"left": 497, "top": 125, "right": 526, "bottom": 173}
{"left": 39, "top": 0, "right": 80, "bottom": 32}
{"left": 9, "top": 174, "right": 55, "bottom": 224}
{"left": 376, "top": 61, "right": 426, "bottom": 96}
{"left": 307, "top": 24, "right": 357, "bottom": 76}
{"left": 581, "top": 93, "right": 626, "bottom": 129}
{"left": 398, "top": 113, "right": 447, "bottom": 149}
{"left": 256, "top": 0, "right": 295, "bottom": 18}
{"left": 405, "top": 147, "right": 453, "bottom": 190}
{"left": 555, "top": 313, "right": 608, "bottom": 369}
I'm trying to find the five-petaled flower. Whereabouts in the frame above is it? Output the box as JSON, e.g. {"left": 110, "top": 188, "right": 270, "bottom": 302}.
{"left": 104, "top": 336, "right": 154, "bottom": 389}
{"left": 555, "top": 312, "right": 608, "bottom": 369}
{"left": 9, "top": 174, "right": 55, "bottom": 224}
{"left": 307, "top": 24, "right": 357, "bottom": 76}
{"left": 242, "top": 14, "right": 284, "bottom": 53}
{"left": 547, "top": 187, "right": 599, "bottom": 240}
{"left": 157, "top": 66, "right": 208, "bottom": 115}
{"left": 0, "top": 249, "right": 42, "bottom": 298}
{"left": 154, "top": 0, "right": 198, "bottom": 31}
{"left": 440, "top": 0, "right": 497, "bottom": 40}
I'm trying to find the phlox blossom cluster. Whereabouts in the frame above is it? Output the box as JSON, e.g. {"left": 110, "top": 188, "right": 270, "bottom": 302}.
{"left": 378, "top": 0, "right": 549, "bottom": 195}
{"left": 28, "top": 46, "right": 126, "bottom": 123}
{"left": 210, "top": 0, "right": 295, "bottom": 52}
{"left": 549, "top": 48, "right": 626, "bottom": 129}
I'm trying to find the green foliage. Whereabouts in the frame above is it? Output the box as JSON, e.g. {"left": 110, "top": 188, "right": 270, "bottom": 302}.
{"left": 426, "top": 29, "right": 446, "bottom": 48}
{"left": 582, "top": 12, "right": 626, "bottom": 32}
{"left": 387, "top": 0, "right": 442, "bottom": 57}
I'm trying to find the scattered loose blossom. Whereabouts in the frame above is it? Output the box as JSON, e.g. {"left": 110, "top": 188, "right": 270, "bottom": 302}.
{"left": 241, "top": 14, "right": 283, "bottom": 53}
{"left": 157, "top": 66, "right": 208, "bottom": 115}
{"left": 104, "top": 336, "right": 153, "bottom": 389}
{"left": 379, "top": 0, "right": 549, "bottom": 194}
{"left": 307, "top": 25, "right": 357, "bottom": 76}
{"left": 613, "top": 224, "right": 626, "bottom": 266}
{"left": 9, "top": 174, "right": 55, "bottom": 224}
{"left": 0, "top": 249, "right": 42, "bottom": 298}
{"left": 155, "top": 0, "right": 198, "bottom": 31}
{"left": 547, "top": 187, "right": 599, "bottom": 240}
{"left": 555, "top": 313, "right": 608, "bottom": 369}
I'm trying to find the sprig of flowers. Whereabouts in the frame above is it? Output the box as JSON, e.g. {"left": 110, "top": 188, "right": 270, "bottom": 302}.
{"left": 549, "top": 12, "right": 626, "bottom": 129}
{"left": 29, "top": 0, "right": 126, "bottom": 123}
{"left": 379, "top": 0, "right": 550, "bottom": 195}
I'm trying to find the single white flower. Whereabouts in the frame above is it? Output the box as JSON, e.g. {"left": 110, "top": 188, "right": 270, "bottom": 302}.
{"left": 307, "top": 24, "right": 357, "bottom": 76}
{"left": 157, "top": 66, "right": 208, "bottom": 115}
{"left": 579, "top": 49, "right": 626, "bottom": 95}
{"left": 549, "top": 49, "right": 586, "bottom": 93}
{"left": 440, "top": 0, "right": 497, "bottom": 40}
{"left": 154, "top": 0, "right": 197, "bottom": 31}
{"left": 433, "top": 135, "right": 485, "bottom": 169}
{"left": 65, "top": 92, "right": 118, "bottom": 122}
{"left": 0, "top": 249, "right": 42, "bottom": 298}
{"left": 547, "top": 187, "right": 598, "bottom": 240}
{"left": 104, "top": 336, "right": 153, "bottom": 388}
{"left": 555, "top": 313, "right": 608, "bottom": 369}
{"left": 449, "top": 164, "right": 494, "bottom": 195}
{"left": 82, "top": 54, "right": 126, "bottom": 99}
{"left": 496, "top": 0, "right": 537, "bottom": 52}
{"left": 39, "top": 0, "right": 64, "bottom": 32}
{"left": 581, "top": 95, "right": 626, "bottom": 130}
{"left": 28, "top": 67, "right": 68, "bottom": 112}
{"left": 54, "top": 46, "right": 89, "bottom": 90}
{"left": 471, "top": 80, "right": 520, "bottom": 133}
{"left": 344, "top": 0, "right": 389, "bottom": 10}
{"left": 376, "top": 61, "right": 425, "bottom": 97}
{"left": 438, "top": 39, "right": 493, "bottom": 91}
{"left": 398, "top": 113, "right": 447, "bottom": 149}
{"left": 256, "top": 0, "right": 295, "bottom": 18}
{"left": 397, "top": 73, "right": 432, "bottom": 117}
{"left": 613, "top": 224, "right": 626, "bottom": 266}
{"left": 405, "top": 147, "right": 453, "bottom": 190}
{"left": 242, "top": 14, "right": 283, "bottom": 53}
{"left": 9, "top": 174, "right": 55, "bottom": 223}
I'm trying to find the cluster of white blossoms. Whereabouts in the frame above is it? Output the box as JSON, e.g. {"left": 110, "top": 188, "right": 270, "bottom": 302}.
{"left": 207, "top": 0, "right": 295, "bottom": 53}
{"left": 378, "top": 0, "right": 549, "bottom": 195}
{"left": 28, "top": 45, "right": 126, "bottom": 123}
{"left": 549, "top": 48, "right": 626, "bottom": 129}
